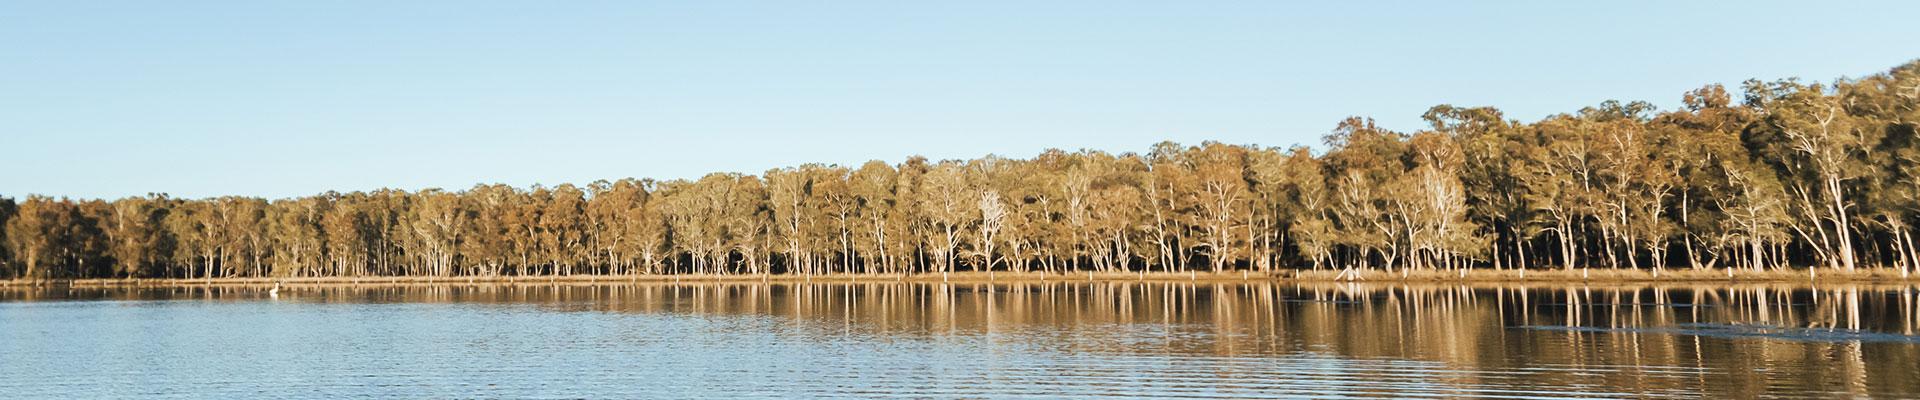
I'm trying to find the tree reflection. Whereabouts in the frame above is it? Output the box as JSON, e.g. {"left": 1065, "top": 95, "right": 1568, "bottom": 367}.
{"left": 7, "top": 282, "right": 1919, "bottom": 397}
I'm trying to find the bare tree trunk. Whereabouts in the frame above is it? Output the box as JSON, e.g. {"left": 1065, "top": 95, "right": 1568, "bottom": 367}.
{"left": 1825, "top": 176, "right": 1857, "bottom": 270}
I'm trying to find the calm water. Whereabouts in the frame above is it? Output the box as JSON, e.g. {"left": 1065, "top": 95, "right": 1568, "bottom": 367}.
{"left": 4, "top": 282, "right": 1920, "bottom": 399}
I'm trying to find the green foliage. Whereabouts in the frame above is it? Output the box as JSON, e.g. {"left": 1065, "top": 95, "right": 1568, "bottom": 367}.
{"left": 5, "top": 60, "right": 1920, "bottom": 279}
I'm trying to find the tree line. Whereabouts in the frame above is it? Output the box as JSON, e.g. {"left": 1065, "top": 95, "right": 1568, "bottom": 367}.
{"left": 4, "top": 61, "right": 1918, "bottom": 280}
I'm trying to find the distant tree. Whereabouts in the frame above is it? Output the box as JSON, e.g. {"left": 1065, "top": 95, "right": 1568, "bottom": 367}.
{"left": 0, "top": 196, "right": 15, "bottom": 276}
{"left": 1522, "top": 115, "right": 1599, "bottom": 270}
{"left": 1188, "top": 143, "right": 1252, "bottom": 272}
{"left": 850, "top": 161, "right": 897, "bottom": 273}
{"left": 5, "top": 196, "right": 70, "bottom": 279}
{"left": 1426, "top": 105, "right": 1531, "bottom": 270}
{"left": 4, "top": 60, "right": 1917, "bottom": 280}
{"left": 1324, "top": 118, "right": 1405, "bottom": 271}
{"left": 919, "top": 162, "right": 972, "bottom": 275}
{"left": 1403, "top": 131, "right": 1481, "bottom": 270}
{"left": 1277, "top": 147, "right": 1335, "bottom": 270}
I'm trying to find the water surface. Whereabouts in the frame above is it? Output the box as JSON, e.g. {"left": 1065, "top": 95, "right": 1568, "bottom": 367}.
{"left": 4, "top": 282, "right": 1918, "bottom": 398}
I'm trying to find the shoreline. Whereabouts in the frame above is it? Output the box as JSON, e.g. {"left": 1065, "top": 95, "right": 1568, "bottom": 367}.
{"left": 2, "top": 267, "right": 1913, "bottom": 288}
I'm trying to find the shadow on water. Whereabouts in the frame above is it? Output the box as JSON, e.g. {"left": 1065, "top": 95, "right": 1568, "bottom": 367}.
{"left": 4, "top": 281, "right": 1919, "bottom": 398}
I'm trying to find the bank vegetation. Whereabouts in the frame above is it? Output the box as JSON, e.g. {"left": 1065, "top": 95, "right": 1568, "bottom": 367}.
{"left": 4, "top": 62, "right": 1919, "bottom": 282}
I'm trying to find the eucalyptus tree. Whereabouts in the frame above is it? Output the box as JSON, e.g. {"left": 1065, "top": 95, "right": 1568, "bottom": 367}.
{"left": 1246, "top": 147, "right": 1291, "bottom": 272}
{"left": 765, "top": 166, "right": 817, "bottom": 274}
{"left": 4, "top": 60, "right": 1918, "bottom": 280}
{"left": 850, "top": 161, "right": 898, "bottom": 273}
{"left": 212, "top": 196, "right": 269, "bottom": 277}
{"left": 1323, "top": 118, "right": 1406, "bottom": 271}
{"left": 659, "top": 179, "right": 710, "bottom": 274}
{"left": 1188, "top": 142, "right": 1253, "bottom": 272}
{"left": 536, "top": 185, "right": 587, "bottom": 275}
{"left": 1836, "top": 63, "right": 1920, "bottom": 273}
{"left": 5, "top": 196, "right": 70, "bottom": 279}
{"left": 105, "top": 195, "right": 170, "bottom": 278}
{"left": 1581, "top": 101, "right": 1669, "bottom": 269}
{"left": 1522, "top": 114, "right": 1600, "bottom": 270}
{"left": 1142, "top": 141, "right": 1191, "bottom": 271}
{"left": 1403, "top": 131, "right": 1481, "bottom": 270}
{"left": 319, "top": 192, "right": 373, "bottom": 277}
{"left": 967, "top": 157, "right": 1013, "bottom": 272}
{"left": 995, "top": 152, "right": 1055, "bottom": 273}
{"left": 726, "top": 175, "right": 770, "bottom": 275}
{"left": 813, "top": 166, "right": 857, "bottom": 272}
{"left": 363, "top": 189, "right": 408, "bottom": 276}
{"left": 975, "top": 189, "right": 1007, "bottom": 272}
{"left": 1059, "top": 151, "right": 1097, "bottom": 272}
{"left": 1652, "top": 85, "right": 1759, "bottom": 269}
{"left": 1716, "top": 158, "right": 1793, "bottom": 271}
{"left": 65, "top": 200, "right": 112, "bottom": 278}
{"left": 403, "top": 189, "right": 465, "bottom": 277}
{"left": 1083, "top": 153, "right": 1147, "bottom": 272}
{"left": 585, "top": 179, "right": 655, "bottom": 274}
{"left": 889, "top": 157, "right": 931, "bottom": 273}
{"left": 584, "top": 180, "right": 623, "bottom": 274}
{"left": 918, "top": 161, "right": 973, "bottom": 275}
{"left": 1746, "top": 78, "right": 1878, "bottom": 270}
{"left": 268, "top": 197, "right": 328, "bottom": 277}
{"left": 1277, "top": 147, "right": 1335, "bottom": 270}
{"left": 0, "top": 196, "right": 14, "bottom": 276}
{"left": 661, "top": 174, "right": 754, "bottom": 274}
{"left": 615, "top": 178, "right": 661, "bottom": 275}
{"left": 461, "top": 184, "right": 520, "bottom": 276}
{"left": 1426, "top": 105, "right": 1531, "bottom": 270}
{"left": 165, "top": 199, "right": 221, "bottom": 279}
{"left": 627, "top": 184, "right": 670, "bottom": 274}
{"left": 501, "top": 189, "right": 543, "bottom": 275}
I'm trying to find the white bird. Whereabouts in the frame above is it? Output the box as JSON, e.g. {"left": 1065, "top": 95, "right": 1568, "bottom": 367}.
{"left": 269, "top": 282, "right": 281, "bottom": 298}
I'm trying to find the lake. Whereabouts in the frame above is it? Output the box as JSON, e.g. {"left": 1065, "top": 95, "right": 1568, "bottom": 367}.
{"left": 3, "top": 282, "right": 1918, "bottom": 398}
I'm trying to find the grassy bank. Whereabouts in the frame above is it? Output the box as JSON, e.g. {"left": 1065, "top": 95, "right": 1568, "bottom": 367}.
{"left": 2, "top": 267, "right": 1914, "bottom": 288}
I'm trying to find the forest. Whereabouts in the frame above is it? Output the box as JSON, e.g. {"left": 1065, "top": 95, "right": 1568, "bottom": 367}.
{"left": 3, "top": 61, "right": 1917, "bottom": 280}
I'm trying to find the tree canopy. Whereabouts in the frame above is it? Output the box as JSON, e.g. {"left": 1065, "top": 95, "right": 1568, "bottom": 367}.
{"left": 5, "top": 61, "right": 1919, "bottom": 279}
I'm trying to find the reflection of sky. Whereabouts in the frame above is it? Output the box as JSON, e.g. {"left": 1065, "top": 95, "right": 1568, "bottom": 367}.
{"left": 1, "top": 282, "right": 1916, "bottom": 397}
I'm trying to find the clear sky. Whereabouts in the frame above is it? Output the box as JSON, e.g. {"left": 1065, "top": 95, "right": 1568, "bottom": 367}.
{"left": 4, "top": 1, "right": 1917, "bottom": 200}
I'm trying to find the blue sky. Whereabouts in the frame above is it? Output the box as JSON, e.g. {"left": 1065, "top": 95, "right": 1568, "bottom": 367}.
{"left": 4, "top": 1, "right": 1917, "bottom": 199}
